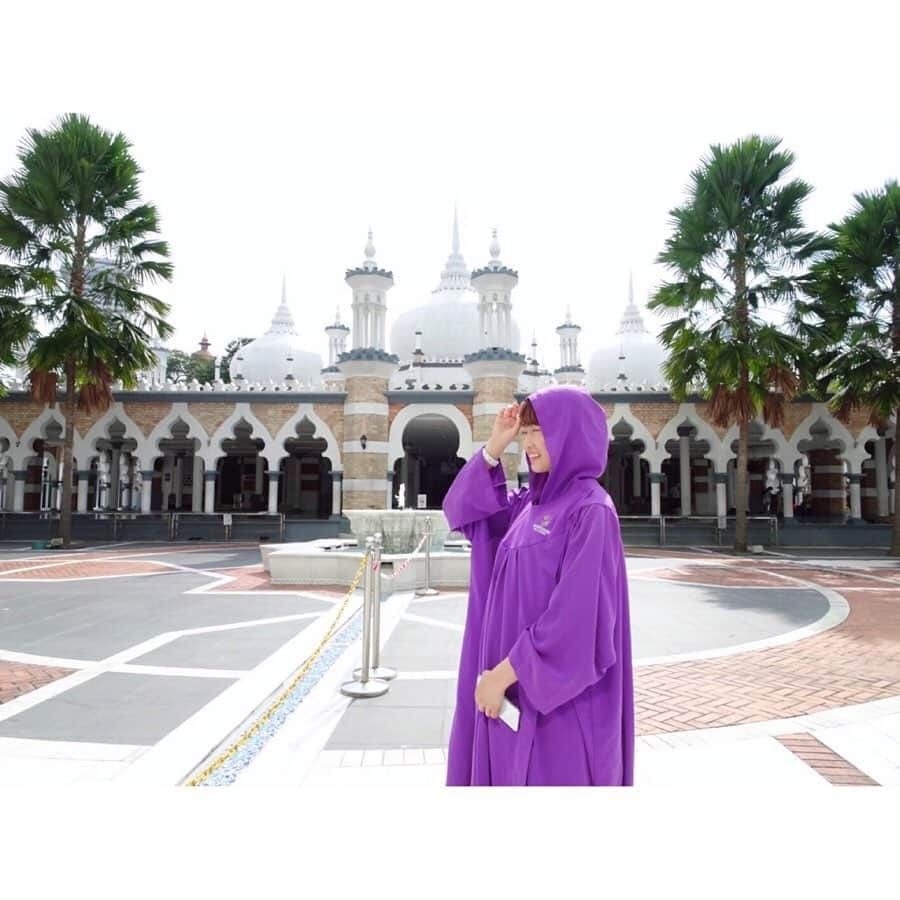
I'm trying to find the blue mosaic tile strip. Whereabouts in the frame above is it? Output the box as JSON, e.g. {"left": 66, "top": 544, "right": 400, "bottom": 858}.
{"left": 194, "top": 605, "right": 365, "bottom": 787}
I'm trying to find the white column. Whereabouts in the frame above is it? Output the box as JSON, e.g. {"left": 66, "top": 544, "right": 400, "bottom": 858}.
{"left": 848, "top": 472, "right": 862, "bottom": 520}
{"left": 875, "top": 438, "right": 889, "bottom": 517}
{"left": 781, "top": 475, "right": 794, "bottom": 519}
{"left": 650, "top": 472, "right": 662, "bottom": 517}
{"left": 141, "top": 471, "right": 153, "bottom": 513}
{"left": 77, "top": 472, "right": 90, "bottom": 512}
{"left": 204, "top": 471, "right": 217, "bottom": 512}
{"left": 192, "top": 456, "right": 204, "bottom": 512}
{"left": 386, "top": 469, "right": 394, "bottom": 509}
{"left": 679, "top": 435, "right": 691, "bottom": 516}
{"left": 332, "top": 472, "right": 343, "bottom": 516}
{"left": 267, "top": 471, "right": 280, "bottom": 514}
{"left": 712, "top": 472, "right": 727, "bottom": 528}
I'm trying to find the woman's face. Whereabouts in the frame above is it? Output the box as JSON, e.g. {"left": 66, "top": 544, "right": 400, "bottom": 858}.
{"left": 520, "top": 422, "right": 551, "bottom": 472}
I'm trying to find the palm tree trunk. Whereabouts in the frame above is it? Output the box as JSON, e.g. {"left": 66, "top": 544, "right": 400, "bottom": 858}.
{"left": 735, "top": 415, "right": 749, "bottom": 553}
{"left": 59, "top": 362, "right": 76, "bottom": 546}
{"left": 734, "top": 248, "right": 749, "bottom": 553}
{"left": 892, "top": 401, "right": 900, "bottom": 557}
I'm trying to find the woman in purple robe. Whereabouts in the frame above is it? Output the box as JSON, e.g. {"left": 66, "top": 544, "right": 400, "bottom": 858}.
{"left": 442, "top": 384, "right": 634, "bottom": 786}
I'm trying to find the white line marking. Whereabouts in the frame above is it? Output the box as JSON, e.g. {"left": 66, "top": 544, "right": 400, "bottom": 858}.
{"left": 401, "top": 612, "right": 465, "bottom": 633}
{"left": 0, "top": 612, "right": 326, "bottom": 723}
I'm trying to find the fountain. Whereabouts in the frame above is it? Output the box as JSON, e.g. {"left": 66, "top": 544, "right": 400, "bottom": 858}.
{"left": 260, "top": 508, "right": 470, "bottom": 592}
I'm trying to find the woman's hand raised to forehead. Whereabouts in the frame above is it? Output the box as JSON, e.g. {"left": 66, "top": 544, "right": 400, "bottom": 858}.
{"left": 485, "top": 403, "right": 522, "bottom": 460}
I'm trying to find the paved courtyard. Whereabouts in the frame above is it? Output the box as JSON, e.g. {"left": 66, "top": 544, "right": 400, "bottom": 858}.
{"left": 0, "top": 540, "right": 898, "bottom": 786}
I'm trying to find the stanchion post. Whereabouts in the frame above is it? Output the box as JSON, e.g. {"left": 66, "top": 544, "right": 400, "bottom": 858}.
{"left": 362, "top": 531, "right": 396, "bottom": 681}
{"left": 415, "top": 515, "right": 439, "bottom": 596}
{"left": 342, "top": 538, "right": 389, "bottom": 698}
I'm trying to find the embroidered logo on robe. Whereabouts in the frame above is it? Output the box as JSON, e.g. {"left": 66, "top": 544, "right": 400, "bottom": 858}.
{"left": 532, "top": 513, "right": 552, "bottom": 535}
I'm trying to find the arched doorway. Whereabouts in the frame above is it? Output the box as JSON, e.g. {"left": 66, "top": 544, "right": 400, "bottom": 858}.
{"left": 215, "top": 419, "right": 266, "bottom": 511}
{"left": 601, "top": 419, "right": 650, "bottom": 514}
{"left": 662, "top": 423, "right": 712, "bottom": 515}
{"left": 727, "top": 423, "right": 781, "bottom": 516}
{"left": 392, "top": 414, "right": 466, "bottom": 510}
{"left": 278, "top": 417, "right": 333, "bottom": 518}
{"left": 152, "top": 419, "right": 204, "bottom": 512}
{"left": 796, "top": 419, "right": 848, "bottom": 520}
{"left": 24, "top": 420, "right": 77, "bottom": 512}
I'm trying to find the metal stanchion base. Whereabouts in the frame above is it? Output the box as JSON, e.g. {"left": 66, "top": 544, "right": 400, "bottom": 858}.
{"left": 340, "top": 678, "right": 389, "bottom": 698}
{"left": 354, "top": 665, "right": 397, "bottom": 681}
{"left": 415, "top": 587, "right": 439, "bottom": 596}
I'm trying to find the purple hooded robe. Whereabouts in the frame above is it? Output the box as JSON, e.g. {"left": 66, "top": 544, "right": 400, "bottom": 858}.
{"left": 442, "top": 385, "right": 634, "bottom": 786}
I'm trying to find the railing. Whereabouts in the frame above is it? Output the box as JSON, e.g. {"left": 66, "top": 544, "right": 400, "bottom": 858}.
{"left": 618, "top": 514, "right": 779, "bottom": 546}
{"left": 171, "top": 512, "right": 285, "bottom": 542}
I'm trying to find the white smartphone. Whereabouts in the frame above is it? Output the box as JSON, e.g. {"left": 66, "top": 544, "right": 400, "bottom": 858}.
{"left": 476, "top": 675, "right": 521, "bottom": 732}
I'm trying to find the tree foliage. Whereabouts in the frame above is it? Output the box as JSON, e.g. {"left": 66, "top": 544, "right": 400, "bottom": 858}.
{"left": 648, "top": 135, "right": 825, "bottom": 550}
{"left": 0, "top": 113, "right": 173, "bottom": 543}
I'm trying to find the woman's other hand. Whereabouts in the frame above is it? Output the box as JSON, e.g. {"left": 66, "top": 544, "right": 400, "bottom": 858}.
{"left": 485, "top": 403, "right": 521, "bottom": 461}
{"left": 475, "top": 669, "right": 507, "bottom": 718}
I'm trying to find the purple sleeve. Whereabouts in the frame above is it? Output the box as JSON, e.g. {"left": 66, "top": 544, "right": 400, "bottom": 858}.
{"left": 442, "top": 451, "right": 528, "bottom": 538}
{"left": 508, "top": 503, "right": 620, "bottom": 715}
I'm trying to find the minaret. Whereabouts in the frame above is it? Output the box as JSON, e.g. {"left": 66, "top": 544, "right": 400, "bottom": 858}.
{"left": 470, "top": 228, "right": 518, "bottom": 350}
{"left": 464, "top": 228, "right": 526, "bottom": 487}
{"left": 554, "top": 305, "right": 585, "bottom": 385}
{"left": 346, "top": 229, "right": 393, "bottom": 351}
{"left": 322, "top": 307, "right": 350, "bottom": 389}
{"left": 618, "top": 271, "right": 650, "bottom": 337}
{"left": 338, "top": 229, "right": 399, "bottom": 511}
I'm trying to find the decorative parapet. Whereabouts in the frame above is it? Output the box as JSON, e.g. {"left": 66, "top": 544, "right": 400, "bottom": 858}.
{"left": 463, "top": 348, "right": 526, "bottom": 365}
{"left": 337, "top": 348, "right": 400, "bottom": 364}
{"left": 470, "top": 264, "right": 519, "bottom": 279}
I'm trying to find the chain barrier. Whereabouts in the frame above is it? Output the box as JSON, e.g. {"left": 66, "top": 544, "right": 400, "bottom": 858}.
{"left": 378, "top": 530, "right": 430, "bottom": 581}
{"left": 185, "top": 551, "right": 370, "bottom": 787}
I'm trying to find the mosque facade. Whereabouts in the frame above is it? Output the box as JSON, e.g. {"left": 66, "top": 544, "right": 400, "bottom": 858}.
{"left": 0, "top": 216, "right": 895, "bottom": 530}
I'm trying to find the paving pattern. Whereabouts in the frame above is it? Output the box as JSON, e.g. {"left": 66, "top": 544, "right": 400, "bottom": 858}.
{"left": 0, "top": 662, "right": 76, "bottom": 704}
{"left": 1, "top": 542, "right": 898, "bottom": 786}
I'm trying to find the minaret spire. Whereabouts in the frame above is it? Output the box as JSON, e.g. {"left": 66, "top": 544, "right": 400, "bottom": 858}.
{"left": 435, "top": 208, "right": 470, "bottom": 291}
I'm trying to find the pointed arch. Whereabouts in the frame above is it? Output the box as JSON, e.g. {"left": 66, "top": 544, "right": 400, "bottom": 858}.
{"left": 75, "top": 404, "right": 149, "bottom": 465}
{"left": 204, "top": 402, "right": 274, "bottom": 466}
{"left": 144, "top": 403, "right": 210, "bottom": 469}
{"left": 13, "top": 407, "right": 65, "bottom": 468}
{"left": 271, "top": 404, "right": 341, "bottom": 470}
{"left": 655, "top": 403, "right": 727, "bottom": 470}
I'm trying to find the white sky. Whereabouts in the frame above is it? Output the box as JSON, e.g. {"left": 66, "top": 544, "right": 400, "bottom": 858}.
{"left": 2, "top": 0, "right": 898, "bottom": 372}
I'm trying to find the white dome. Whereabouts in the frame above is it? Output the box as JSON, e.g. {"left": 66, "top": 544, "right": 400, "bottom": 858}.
{"left": 390, "top": 219, "right": 520, "bottom": 362}
{"left": 586, "top": 281, "right": 667, "bottom": 391}
{"left": 230, "top": 284, "right": 324, "bottom": 386}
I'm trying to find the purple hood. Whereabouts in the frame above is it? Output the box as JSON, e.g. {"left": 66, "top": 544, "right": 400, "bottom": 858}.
{"left": 525, "top": 385, "right": 609, "bottom": 505}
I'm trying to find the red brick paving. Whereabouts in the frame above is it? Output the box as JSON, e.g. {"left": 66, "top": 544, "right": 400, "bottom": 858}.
{"left": 0, "top": 661, "right": 76, "bottom": 704}
{"left": 776, "top": 733, "right": 879, "bottom": 785}
{"left": 635, "top": 583, "right": 900, "bottom": 735}
{"left": 0, "top": 559, "right": 170, "bottom": 579}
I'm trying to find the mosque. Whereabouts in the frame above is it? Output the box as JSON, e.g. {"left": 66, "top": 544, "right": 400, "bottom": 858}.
{"left": 0, "top": 215, "right": 895, "bottom": 539}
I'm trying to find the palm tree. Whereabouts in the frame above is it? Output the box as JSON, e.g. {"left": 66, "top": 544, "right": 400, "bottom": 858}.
{"left": 0, "top": 263, "right": 39, "bottom": 392}
{"left": 648, "top": 135, "right": 825, "bottom": 552}
{"left": 0, "top": 114, "right": 173, "bottom": 545}
{"left": 797, "top": 181, "right": 900, "bottom": 556}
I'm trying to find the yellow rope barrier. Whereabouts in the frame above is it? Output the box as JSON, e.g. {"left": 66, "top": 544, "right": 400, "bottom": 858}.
{"left": 184, "top": 552, "right": 370, "bottom": 786}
